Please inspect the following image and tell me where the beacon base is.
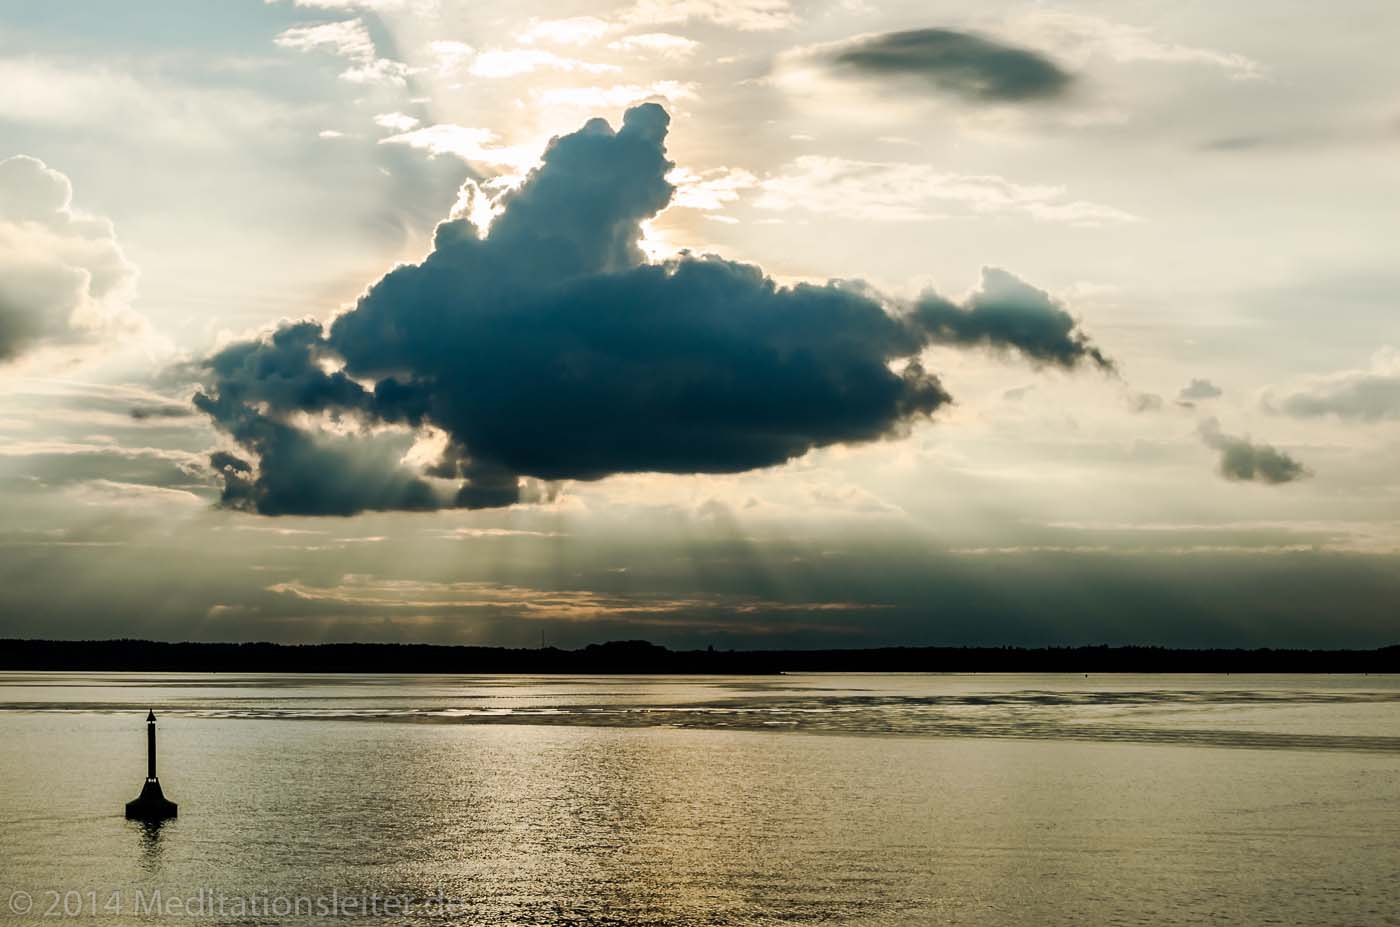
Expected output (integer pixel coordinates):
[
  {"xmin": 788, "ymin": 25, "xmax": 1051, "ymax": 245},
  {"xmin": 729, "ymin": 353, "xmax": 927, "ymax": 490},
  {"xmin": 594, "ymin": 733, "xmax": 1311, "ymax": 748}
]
[{"xmin": 125, "ymin": 778, "xmax": 178, "ymax": 821}]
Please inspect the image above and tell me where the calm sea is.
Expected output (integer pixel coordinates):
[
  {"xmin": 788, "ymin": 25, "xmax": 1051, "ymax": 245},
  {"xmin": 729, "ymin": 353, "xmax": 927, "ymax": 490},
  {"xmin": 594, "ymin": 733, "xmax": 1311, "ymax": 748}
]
[{"xmin": 1, "ymin": 672, "xmax": 1397, "ymax": 925}]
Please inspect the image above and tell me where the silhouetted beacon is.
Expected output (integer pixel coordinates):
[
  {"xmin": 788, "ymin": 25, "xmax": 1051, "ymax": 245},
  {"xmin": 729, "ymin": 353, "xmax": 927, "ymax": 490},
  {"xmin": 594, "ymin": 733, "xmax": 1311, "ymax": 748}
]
[{"xmin": 124, "ymin": 710, "xmax": 177, "ymax": 820}]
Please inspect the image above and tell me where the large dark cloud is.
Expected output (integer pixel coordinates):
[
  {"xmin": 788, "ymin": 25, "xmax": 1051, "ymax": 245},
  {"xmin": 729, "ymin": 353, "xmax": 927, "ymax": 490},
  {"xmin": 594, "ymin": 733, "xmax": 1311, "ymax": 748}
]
[
  {"xmin": 191, "ymin": 104, "xmax": 1110, "ymax": 516},
  {"xmin": 827, "ymin": 29, "xmax": 1073, "ymax": 104},
  {"xmin": 1198, "ymin": 418, "xmax": 1310, "ymax": 485}
]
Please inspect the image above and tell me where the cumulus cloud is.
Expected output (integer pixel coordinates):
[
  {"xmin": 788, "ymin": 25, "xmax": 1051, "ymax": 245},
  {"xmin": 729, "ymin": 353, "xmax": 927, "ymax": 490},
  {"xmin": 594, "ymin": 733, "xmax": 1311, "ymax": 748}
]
[
  {"xmin": 1179, "ymin": 377, "xmax": 1223, "ymax": 401},
  {"xmin": 1198, "ymin": 418, "xmax": 1309, "ymax": 485},
  {"xmin": 190, "ymin": 105, "xmax": 1111, "ymax": 516},
  {"xmin": 0, "ymin": 155, "xmax": 141, "ymax": 363},
  {"xmin": 1263, "ymin": 349, "xmax": 1400, "ymax": 422},
  {"xmin": 824, "ymin": 28, "xmax": 1073, "ymax": 104}
]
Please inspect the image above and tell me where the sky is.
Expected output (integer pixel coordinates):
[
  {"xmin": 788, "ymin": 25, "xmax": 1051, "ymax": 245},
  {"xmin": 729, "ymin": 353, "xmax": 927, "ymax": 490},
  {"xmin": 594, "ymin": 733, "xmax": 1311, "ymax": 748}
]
[{"xmin": 2, "ymin": 0, "xmax": 1398, "ymax": 649}]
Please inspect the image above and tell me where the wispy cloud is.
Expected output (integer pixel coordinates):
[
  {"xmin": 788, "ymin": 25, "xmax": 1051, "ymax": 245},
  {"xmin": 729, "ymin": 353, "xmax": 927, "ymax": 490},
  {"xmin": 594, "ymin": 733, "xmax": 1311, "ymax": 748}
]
[
  {"xmin": 532, "ymin": 81, "xmax": 698, "ymax": 109},
  {"xmin": 269, "ymin": 0, "xmax": 434, "ymax": 10},
  {"xmin": 755, "ymin": 156, "xmax": 1140, "ymax": 226},
  {"xmin": 469, "ymin": 48, "xmax": 620, "ymax": 78},
  {"xmin": 667, "ymin": 166, "xmax": 758, "ymax": 210},
  {"xmin": 273, "ymin": 18, "xmax": 412, "ymax": 86},
  {"xmin": 68, "ymin": 479, "xmax": 205, "ymax": 507},
  {"xmin": 424, "ymin": 527, "xmax": 570, "ymax": 539},
  {"xmin": 608, "ymin": 33, "xmax": 700, "ymax": 58},
  {"xmin": 516, "ymin": 16, "xmax": 612, "ymax": 46},
  {"xmin": 1011, "ymin": 10, "xmax": 1263, "ymax": 80},
  {"xmin": 620, "ymin": 0, "xmax": 795, "ymax": 32},
  {"xmin": 267, "ymin": 574, "xmax": 880, "ymax": 626},
  {"xmin": 379, "ymin": 124, "xmax": 541, "ymax": 171}
]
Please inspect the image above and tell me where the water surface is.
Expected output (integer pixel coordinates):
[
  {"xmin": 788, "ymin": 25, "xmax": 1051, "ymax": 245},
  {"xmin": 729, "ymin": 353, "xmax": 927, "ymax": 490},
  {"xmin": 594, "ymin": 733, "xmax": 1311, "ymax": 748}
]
[{"xmin": 1, "ymin": 673, "xmax": 1396, "ymax": 925}]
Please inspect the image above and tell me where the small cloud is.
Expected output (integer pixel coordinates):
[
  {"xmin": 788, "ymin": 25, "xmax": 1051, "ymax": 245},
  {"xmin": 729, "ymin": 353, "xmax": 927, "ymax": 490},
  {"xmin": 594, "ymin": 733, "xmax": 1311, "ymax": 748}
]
[
  {"xmin": 1178, "ymin": 377, "xmax": 1223, "ymax": 401},
  {"xmin": 373, "ymin": 112, "xmax": 420, "ymax": 132},
  {"xmin": 1128, "ymin": 391, "xmax": 1163, "ymax": 413},
  {"xmin": 1198, "ymin": 418, "xmax": 1310, "ymax": 485},
  {"xmin": 1262, "ymin": 349, "xmax": 1400, "ymax": 423},
  {"xmin": 822, "ymin": 28, "xmax": 1073, "ymax": 104},
  {"xmin": 129, "ymin": 403, "xmax": 195, "ymax": 421},
  {"xmin": 912, "ymin": 267, "xmax": 1114, "ymax": 371},
  {"xmin": 1200, "ymin": 122, "xmax": 1399, "ymax": 154}
]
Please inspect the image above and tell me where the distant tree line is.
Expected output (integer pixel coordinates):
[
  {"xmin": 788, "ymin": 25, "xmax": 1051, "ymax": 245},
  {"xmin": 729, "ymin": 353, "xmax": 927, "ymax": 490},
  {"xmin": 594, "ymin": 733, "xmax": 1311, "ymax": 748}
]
[{"xmin": 1, "ymin": 639, "xmax": 1396, "ymax": 674}]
